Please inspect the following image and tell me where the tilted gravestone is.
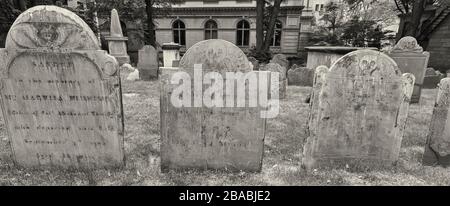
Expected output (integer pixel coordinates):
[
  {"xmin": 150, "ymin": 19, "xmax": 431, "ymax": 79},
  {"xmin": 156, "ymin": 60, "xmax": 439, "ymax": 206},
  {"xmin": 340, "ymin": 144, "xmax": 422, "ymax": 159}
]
[
  {"xmin": 0, "ymin": 6, "xmax": 124, "ymax": 169},
  {"xmin": 388, "ymin": 36, "xmax": 429, "ymax": 103},
  {"xmin": 160, "ymin": 39, "xmax": 272, "ymax": 172},
  {"xmin": 287, "ymin": 65, "xmax": 314, "ymax": 86},
  {"xmin": 303, "ymin": 50, "xmax": 415, "ymax": 170},
  {"xmin": 264, "ymin": 63, "xmax": 287, "ymax": 99},
  {"xmin": 137, "ymin": 45, "xmax": 158, "ymax": 80},
  {"xmin": 423, "ymin": 78, "xmax": 450, "ymax": 166}
]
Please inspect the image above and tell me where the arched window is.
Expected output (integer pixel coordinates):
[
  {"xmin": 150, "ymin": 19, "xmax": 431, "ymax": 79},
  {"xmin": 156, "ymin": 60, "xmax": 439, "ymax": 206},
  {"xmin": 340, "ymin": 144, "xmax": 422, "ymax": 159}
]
[
  {"xmin": 236, "ymin": 20, "xmax": 250, "ymax": 46},
  {"xmin": 271, "ymin": 20, "xmax": 282, "ymax": 46},
  {"xmin": 172, "ymin": 20, "xmax": 186, "ymax": 46},
  {"xmin": 204, "ymin": 20, "xmax": 218, "ymax": 40}
]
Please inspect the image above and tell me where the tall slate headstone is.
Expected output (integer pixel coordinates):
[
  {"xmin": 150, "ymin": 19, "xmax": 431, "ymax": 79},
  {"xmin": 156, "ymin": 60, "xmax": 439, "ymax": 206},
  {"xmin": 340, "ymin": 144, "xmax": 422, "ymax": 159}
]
[
  {"xmin": 0, "ymin": 6, "xmax": 124, "ymax": 169},
  {"xmin": 388, "ymin": 36, "xmax": 429, "ymax": 103},
  {"xmin": 303, "ymin": 50, "xmax": 415, "ymax": 170},
  {"xmin": 160, "ymin": 39, "xmax": 271, "ymax": 172},
  {"xmin": 137, "ymin": 45, "xmax": 158, "ymax": 80},
  {"xmin": 423, "ymin": 78, "xmax": 450, "ymax": 166}
]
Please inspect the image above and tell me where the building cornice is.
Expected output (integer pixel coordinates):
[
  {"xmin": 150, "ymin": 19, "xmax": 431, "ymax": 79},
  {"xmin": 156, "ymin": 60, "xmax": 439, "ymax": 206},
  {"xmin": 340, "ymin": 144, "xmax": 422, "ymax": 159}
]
[{"xmin": 156, "ymin": 6, "xmax": 303, "ymax": 15}]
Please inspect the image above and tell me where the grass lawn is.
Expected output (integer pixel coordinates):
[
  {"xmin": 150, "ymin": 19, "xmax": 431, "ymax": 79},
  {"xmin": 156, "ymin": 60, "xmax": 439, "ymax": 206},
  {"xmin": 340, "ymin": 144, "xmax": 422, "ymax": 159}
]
[{"xmin": 0, "ymin": 72, "xmax": 449, "ymax": 186}]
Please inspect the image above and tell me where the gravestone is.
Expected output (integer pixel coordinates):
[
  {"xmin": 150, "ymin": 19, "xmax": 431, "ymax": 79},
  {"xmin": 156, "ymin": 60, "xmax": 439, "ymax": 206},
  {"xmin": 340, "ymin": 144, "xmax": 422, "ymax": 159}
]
[
  {"xmin": 423, "ymin": 78, "xmax": 450, "ymax": 166},
  {"xmin": 105, "ymin": 9, "xmax": 130, "ymax": 65},
  {"xmin": 270, "ymin": 54, "xmax": 289, "ymax": 73},
  {"xmin": 162, "ymin": 42, "xmax": 181, "ymax": 67},
  {"xmin": 303, "ymin": 50, "xmax": 415, "ymax": 170},
  {"xmin": 0, "ymin": 6, "xmax": 124, "ymax": 169},
  {"xmin": 388, "ymin": 36, "xmax": 429, "ymax": 103},
  {"xmin": 264, "ymin": 63, "xmax": 287, "ymax": 99},
  {"xmin": 423, "ymin": 68, "xmax": 444, "ymax": 89},
  {"xmin": 160, "ymin": 39, "xmax": 272, "ymax": 172},
  {"xmin": 305, "ymin": 46, "xmax": 377, "ymax": 73},
  {"xmin": 137, "ymin": 45, "xmax": 158, "ymax": 80},
  {"xmin": 288, "ymin": 65, "xmax": 314, "ymax": 86},
  {"xmin": 248, "ymin": 56, "xmax": 259, "ymax": 70}
]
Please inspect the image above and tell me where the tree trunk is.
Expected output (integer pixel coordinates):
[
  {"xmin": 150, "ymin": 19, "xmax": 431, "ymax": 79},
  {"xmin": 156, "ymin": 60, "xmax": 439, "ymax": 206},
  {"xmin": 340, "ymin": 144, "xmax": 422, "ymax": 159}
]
[
  {"xmin": 256, "ymin": 0, "xmax": 264, "ymax": 55},
  {"xmin": 406, "ymin": 0, "xmax": 425, "ymax": 37},
  {"xmin": 145, "ymin": 0, "xmax": 156, "ymax": 48},
  {"xmin": 262, "ymin": 0, "xmax": 282, "ymax": 52}
]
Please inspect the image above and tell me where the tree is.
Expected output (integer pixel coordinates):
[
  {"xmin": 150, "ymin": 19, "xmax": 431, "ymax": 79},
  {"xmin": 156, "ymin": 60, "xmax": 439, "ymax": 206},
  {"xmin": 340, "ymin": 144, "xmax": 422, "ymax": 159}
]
[
  {"xmin": 341, "ymin": 16, "xmax": 382, "ymax": 47},
  {"xmin": 253, "ymin": 0, "xmax": 283, "ymax": 62},
  {"xmin": 406, "ymin": 0, "xmax": 426, "ymax": 37},
  {"xmin": 310, "ymin": 1, "xmax": 391, "ymax": 48},
  {"xmin": 255, "ymin": 0, "xmax": 264, "ymax": 56},
  {"xmin": 390, "ymin": 0, "xmax": 450, "ymax": 39},
  {"xmin": 262, "ymin": 0, "xmax": 283, "ymax": 52},
  {"xmin": 309, "ymin": 1, "xmax": 345, "ymax": 46}
]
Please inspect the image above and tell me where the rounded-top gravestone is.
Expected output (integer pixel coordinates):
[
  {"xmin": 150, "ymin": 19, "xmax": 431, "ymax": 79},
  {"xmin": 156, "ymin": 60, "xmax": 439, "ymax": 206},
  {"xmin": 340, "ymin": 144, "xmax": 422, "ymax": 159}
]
[
  {"xmin": 6, "ymin": 6, "xmax": 100, "ymax": 50},
  {"xmin": 160, "ymin": 39, "xmax": 269, "ymax": 172},
  {"xmin": 179, "ymin": 39, "xmax": 251, "ymax": 73},
  {"xmin": 0, "ymin": 6, "xmax": 124, "ymax": 170},
  {"xmin": 303, "ymin": 49, "xmax": 415, "ymax": 170}
]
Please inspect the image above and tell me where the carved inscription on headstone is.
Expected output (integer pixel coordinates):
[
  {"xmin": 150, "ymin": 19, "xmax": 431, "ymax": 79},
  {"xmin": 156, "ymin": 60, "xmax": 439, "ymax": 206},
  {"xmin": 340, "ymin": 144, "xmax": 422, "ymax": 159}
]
[
  {"xmin": 0, "ymin": 6, "xmax": 124, "ymax": 169},
  {"xmin": 160, "ymin": 39, "xmax": 270, "ymax": 172},
  {"xmin": 303, "ymin": 50, "xmax": 415, "ymax": 170}
]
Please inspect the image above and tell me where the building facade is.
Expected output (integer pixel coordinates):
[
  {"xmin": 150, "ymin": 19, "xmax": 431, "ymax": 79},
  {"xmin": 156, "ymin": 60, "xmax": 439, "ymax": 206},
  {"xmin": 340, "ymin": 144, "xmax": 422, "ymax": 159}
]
[
  {"xmin": 60, "ymin": 0, "xmax": 306, "ymax": 62},
  {"xmin": 154, "ymin": 0, "xmax": 304, "ymax": 57}
]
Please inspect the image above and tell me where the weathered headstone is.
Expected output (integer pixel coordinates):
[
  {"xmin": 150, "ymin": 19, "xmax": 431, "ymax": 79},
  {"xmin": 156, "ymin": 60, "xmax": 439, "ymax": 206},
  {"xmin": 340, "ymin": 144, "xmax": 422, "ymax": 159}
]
[
  {"xmin": 305, "ymin": 46, "xmax": 378, "ymax": 73},
  {"xmin": 270, "ymin": 54, "xmax": 289, "ymax": 73},
  {"xmin": 160, "ymin": 39, "xmax": 271, "ymax": 172},
  {"xmin": 388, "ymin": 36, "xmax": 429, "ymax": 103},
  {"xmin": 303, "ymin": 50, "xmax": 415, "ymax": 170},
  {"xmin": 423, "ymin": 78, "xmax": 450, "ymax": 166},
  {"xmin": 264, "ymin": 63, "xmax": 287, "ymax": 99},
  {"xmin": 423, "ymin": 68, "xmax": 444, "ymax": 89},
  {"xmin": 287, "ymin": 65, "xmax": 314, "ymax": 86},
  {"xmin": 270, "ymin": 54, "xmax": 288, "ymax": 68},
  {"xmin": 105, "ymin": 9, "xmax": 130, "ymax": 65},
  {"xmin": 137, "ymin": 45, "xmax": 158, "ymax": 80},
  {"xmin": 0, "ymin": 6, "xmax": 124, "ymax": 169}
]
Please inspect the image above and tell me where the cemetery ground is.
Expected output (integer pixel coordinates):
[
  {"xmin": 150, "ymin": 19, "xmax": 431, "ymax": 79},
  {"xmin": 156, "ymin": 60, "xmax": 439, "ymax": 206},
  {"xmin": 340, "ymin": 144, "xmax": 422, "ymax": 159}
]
[{"xmin": 0, "ymin": 70, "xmax": 449, "ymax": 186}]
